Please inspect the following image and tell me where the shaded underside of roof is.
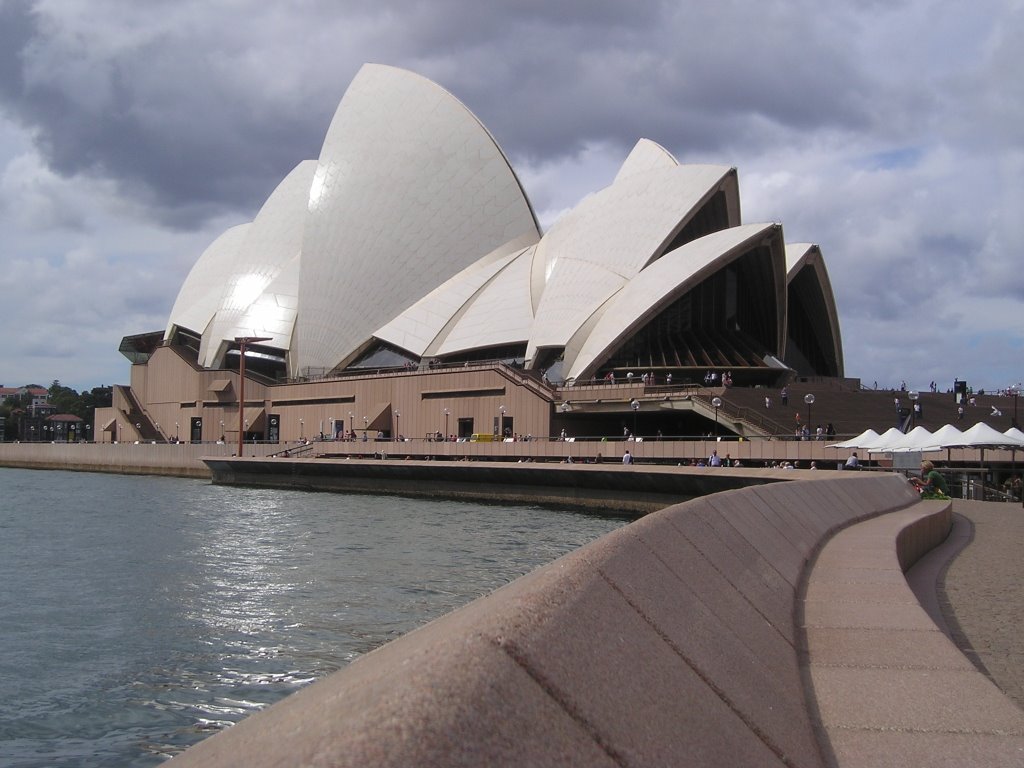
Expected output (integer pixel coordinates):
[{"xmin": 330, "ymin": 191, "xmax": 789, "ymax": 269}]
[
  {"xmin": 784, "ymin": 244, "xmax": 844, "ymax": 378},
  {"xmin": 566, "ymin": 223, "xmax": 787, "ymax": 382}
]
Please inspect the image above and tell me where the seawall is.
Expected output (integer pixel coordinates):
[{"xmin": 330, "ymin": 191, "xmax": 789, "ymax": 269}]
[
  {"xmin": 0, "ymin": 442, "xmax": 278, "ymax": 478},
  {"xmin": 203, "ymin": 456, "xmax": 800, "ymax": 513}
]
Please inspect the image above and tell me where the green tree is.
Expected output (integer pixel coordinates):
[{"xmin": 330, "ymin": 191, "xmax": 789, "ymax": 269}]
[{"xmin": 49, "ymin": 380, "xmax": 84, "ymax": 418}]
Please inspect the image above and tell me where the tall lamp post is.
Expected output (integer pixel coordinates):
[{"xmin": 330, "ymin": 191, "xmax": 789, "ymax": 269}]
[
  {"xmin": 175, "ymin": 421, "xmax": 179, "ymax": 442},
  {"xmin": 804, "ymin": 393, "xmax": 815, "ymax": 432},
  {"xmin": 1011, "ymin": 385, "xmax": 1020, "ymax": 429},
  {"xmin": 300, "ymin": 419, "xmax": 305, "ymax": 440},
  {"xmin": 394, "ymin": 410, "xmax": 400, "ymax": 441},
  {"xmin": 443, "ymin": 408, "xmax": 450, "ymax": 439},
  {"xmin": 630, "ymin": 398, "xmax": 640, "ymax": 437},
  {"xmin": 711, "ymin": 396, "xmax": 722, "ymax": 436},
  {"xmin": 908, "ymin": 390, "xmax": 919, "ymax": 428},
  {"xmin": 234, "ymin": 335, "xmax": 271, "ymax": 457}
]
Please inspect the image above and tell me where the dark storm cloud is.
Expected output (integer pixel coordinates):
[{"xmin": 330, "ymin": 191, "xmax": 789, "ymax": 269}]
[
  {"xmin": 0, "ymin": 0, "xmax": 883, "ymax": 230},
  {"xmin": 412, "ymin": 0, "xmax": 877, "ymax": 163},
  {"xmin": 0, "ymin": 0, "xmax": 340, "ymax": 227}
]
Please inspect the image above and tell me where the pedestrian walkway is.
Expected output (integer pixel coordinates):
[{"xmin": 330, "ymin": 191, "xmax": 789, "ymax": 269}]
[
  {"xmin": 806, "ymin": 498, "xmax": 1024, "ymax": 766},
  {"xmin": 936, "ymin": 500, "xmax": 1024, "ymax": 710}
]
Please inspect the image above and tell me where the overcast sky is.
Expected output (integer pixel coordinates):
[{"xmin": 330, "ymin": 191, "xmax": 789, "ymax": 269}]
[{"xmin": 1, "ymin": 0, "xmax": 1021, "ymax": 395}]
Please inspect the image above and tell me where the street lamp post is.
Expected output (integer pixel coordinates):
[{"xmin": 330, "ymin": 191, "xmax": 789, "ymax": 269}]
[
  {"xmin": 348, "ymin": 411, "xmax": 354, "ymax": 440},
  {"xmin": 234, "ymin": 335, "xmax": 271, "ymax": 457},
  {"xmin": 498, "ymin": 405, "xmax": 506, "ymax": 438},
  {"xmin": 630, "ymin": 398, "xmax": 640, "ymax": 437},
  {"xmin": 804, "ymin": 393, "xmax": 815, "ymax": 432},
  {"xmin": 394, "ymin": 410, "xmax": 401, "ymax": 440},
  {"xmin": 300, "ymin": 419, "xmax": 305, "ymax": 440},
  {"xmin": 908, "ymin": 390, "xmax": 919, "ymax": 428},
  {"xmin": 443, "ymin": 408, "xmax": 450, "ymax": 439},
  {"xmin": 1011, "ymin": 385, "xmax": 1020, "ymax": 429},
  {"xmin": 711, "ymin": 396, "xmax": 722, "ymax": 436},
  {"xmin": 175, "ymin": 421, "xmax": 179, "ymax": 442}
]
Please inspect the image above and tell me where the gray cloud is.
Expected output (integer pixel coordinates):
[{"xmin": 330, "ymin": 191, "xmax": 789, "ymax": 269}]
[{"xmin": 0, "ymin": 0, "xmax": 1021, "ymax": 392}]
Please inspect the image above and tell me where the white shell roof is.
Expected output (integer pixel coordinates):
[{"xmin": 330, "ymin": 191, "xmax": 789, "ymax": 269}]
[
  {"xmin": 526, "ymin": 163, "xmax": 736, "ymax": 362},
  {"xmin": 165, "ymin": 222, "xmax": 250, "ymax": 340},
  {"xmin": 372, "ymin": 236, "xmax": 534, "ymax": 357},
  {"xmin": 566, "ymin": 223, "xmax": 785, "ymax": 381},
  {"xmin": 199, "ymin": 160, "xmax": 316, "ymax": 368},
  {"xmin": 613, "ymin": 138, "xmax": 679, "ymax": 183},
  {"xmin": 294, "ymin": 63, "xmax": 540, "ymax": 374},
  {"xmin": 435, "ymin": 244, "xmax": 537, "ymax": 355},
  {"xmin": 164, "ymin": 65, "xmax": 842, "ymax": 384}
]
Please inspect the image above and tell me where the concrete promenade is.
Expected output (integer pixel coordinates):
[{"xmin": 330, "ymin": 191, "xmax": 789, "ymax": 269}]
[
  {"xmin": 804, "ymin": 500, "xmax": 1024, "ymax": 766},
  {"xmin": 939, "ymin": 500, "xmax": 1024, "ymax": 710}
]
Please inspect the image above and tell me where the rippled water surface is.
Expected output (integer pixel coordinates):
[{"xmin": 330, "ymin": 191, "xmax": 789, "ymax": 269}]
[{"xmin": 0, "ymin": 468, "xmax": 628, "ymax": 767}]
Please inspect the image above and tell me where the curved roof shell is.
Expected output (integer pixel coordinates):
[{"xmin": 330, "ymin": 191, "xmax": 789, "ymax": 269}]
[
  {"xmin": 433, "ymin": 244, "xmax": 538, "ymax": 356},
  {"xmin": 372, "ymin": 236, "xmax": 536, "ymax": 357},
  {"xmin": 294, "ymin": 64, "xmax": 541, "ymax": 375},
  {"xmin": 165, "ymin": 222, "xmax": 250, "ymax": 342},
  {"xmin": 566, "ymin": 223, "xmax": 787, "ymax": 382},
  {"xmin": 613, "ymin": 139, "xmax": 680, "ymax": 183},
  {"xmin": 784, "ymin": 243, "xmax": 844, "ymax": 378},
  {"xmin": 198, "ymin": 160, "xmax": 316, "ymax": 368},
  {"xmin": 525, "ymin": 163, "xmax": 739, "ymax": 364}
]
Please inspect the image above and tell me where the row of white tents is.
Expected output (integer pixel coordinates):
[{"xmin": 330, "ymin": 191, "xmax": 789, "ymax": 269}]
[{"xmin": 830, "ymin": 422, "xmax": 1024, "ymax": 453}]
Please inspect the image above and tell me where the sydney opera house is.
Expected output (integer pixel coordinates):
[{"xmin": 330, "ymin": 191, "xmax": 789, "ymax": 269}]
[{"xmin": 101, "ymin": 64, "xmax": 843, "ymax": 446}]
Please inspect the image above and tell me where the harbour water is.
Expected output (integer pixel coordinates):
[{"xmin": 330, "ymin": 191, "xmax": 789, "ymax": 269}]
[{"xmin": 0, "ymin": 468, "xmax": 628, "ymax": 767}]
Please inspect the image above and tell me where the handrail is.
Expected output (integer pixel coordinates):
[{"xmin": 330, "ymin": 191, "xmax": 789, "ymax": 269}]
[{"xmin": 690, "ymin": 393, "xmax": 784, "ymax": 438}]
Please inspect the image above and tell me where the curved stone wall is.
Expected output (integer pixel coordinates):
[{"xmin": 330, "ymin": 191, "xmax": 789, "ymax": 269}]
[{"xmin": 168, "ymin": 474, "xmax": 937, "ymax": 766}]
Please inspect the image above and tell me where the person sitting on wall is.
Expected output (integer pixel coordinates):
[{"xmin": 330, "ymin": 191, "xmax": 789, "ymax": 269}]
[
  {"xmin": 844, "ymin": 452, "xmax": 860, "ymax": 470},
  {"xmin": 910, "ymin": 460, "xmax": 950, "ymax": 499}
]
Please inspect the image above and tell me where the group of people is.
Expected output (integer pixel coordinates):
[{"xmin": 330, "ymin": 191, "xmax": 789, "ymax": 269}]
[
  {"xmin": 600, "ymin": 370, "xmax": 674, "ymax": 386},
  {"xmin": 622, "ymin": 449, "xmax": 745, "ymax": 467},
  {"xmin": 704, "ymin": 370, "xmax": 733, "ymax": 387}
]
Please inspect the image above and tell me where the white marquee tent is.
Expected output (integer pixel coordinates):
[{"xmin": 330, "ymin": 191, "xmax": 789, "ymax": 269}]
[
  {"xmin": 828, "ymin": 428, "xmax": 880, "ymax": 449},
  {"xmin": 829, "ymin": 422, "xmax": 1024, "ymax": 453}
]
